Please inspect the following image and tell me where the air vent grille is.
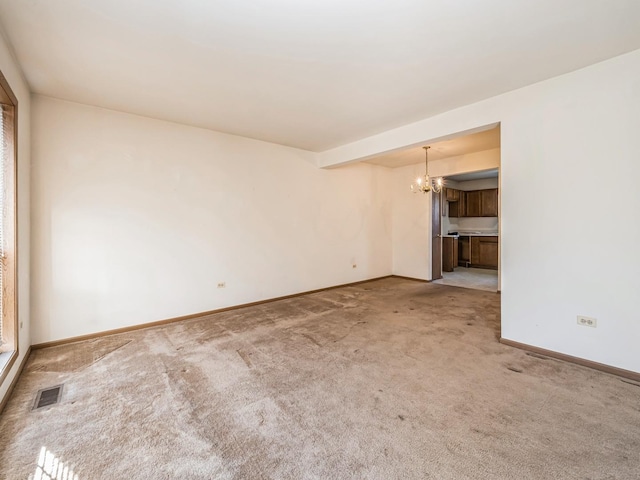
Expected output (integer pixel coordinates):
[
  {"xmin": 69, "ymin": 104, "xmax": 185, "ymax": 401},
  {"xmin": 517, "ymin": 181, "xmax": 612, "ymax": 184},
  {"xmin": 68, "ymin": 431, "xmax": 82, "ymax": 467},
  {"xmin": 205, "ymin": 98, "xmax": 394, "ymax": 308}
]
[{"xmin": 33, "ymin": 385, "xmax": 63, "ymax": 410}]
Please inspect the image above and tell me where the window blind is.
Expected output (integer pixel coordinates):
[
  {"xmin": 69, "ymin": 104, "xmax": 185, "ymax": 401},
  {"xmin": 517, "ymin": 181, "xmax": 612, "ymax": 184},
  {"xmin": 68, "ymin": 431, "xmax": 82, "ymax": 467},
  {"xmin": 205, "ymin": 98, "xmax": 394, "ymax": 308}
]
[{"xmin": 0, "ymin": 105, "xmax": 4, "ymax": 345}]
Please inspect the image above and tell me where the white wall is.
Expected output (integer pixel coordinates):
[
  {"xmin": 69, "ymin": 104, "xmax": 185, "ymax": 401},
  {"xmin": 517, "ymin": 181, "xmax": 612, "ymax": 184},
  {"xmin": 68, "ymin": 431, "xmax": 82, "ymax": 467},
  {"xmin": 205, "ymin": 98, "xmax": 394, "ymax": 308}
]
[
  {"xmin": 31, "ymin": 96, "xmax": 392, "ymax": 344},
  {"xmin": 454, "ymin": 177, "xmax": 499, "ymax": 191},
  {"xmin": 391, "ymin": 164, "xmax": 431, "ymax": 280},
  {"xmin": 326, "ymin": 49, "xmax": 640, "ymax": 374},
  {"xmin": 0, "ymin": 32, "xmax": 30, "ymax": 402},
  {"xmin": 430, "ymin": 148, "xmax": 500, "ymax": 178}
]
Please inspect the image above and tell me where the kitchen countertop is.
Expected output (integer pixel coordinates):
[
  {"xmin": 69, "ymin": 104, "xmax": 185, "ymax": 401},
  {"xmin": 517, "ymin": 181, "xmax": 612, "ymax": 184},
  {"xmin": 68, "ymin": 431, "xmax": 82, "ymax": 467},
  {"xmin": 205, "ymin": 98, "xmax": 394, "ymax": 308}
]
[{"xmin": 443, "ymin": 233, "xmax": 499, "ymax": 238}]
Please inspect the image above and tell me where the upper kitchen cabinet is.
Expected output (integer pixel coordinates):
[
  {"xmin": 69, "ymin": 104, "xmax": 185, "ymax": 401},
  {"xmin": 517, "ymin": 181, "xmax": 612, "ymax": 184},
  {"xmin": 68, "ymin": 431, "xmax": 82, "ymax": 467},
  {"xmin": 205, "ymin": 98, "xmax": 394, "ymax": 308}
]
[
  {"xmin": 447, "ymin": 188, "xmax": 498, "ymax": 217},
  {"xmin": 465, "ymin": 191, "xmax": 481, "ymax": 217},
  {"xmin": 449, "ymin": 190, "xmax": 466, "ymax": 217},
  {"xmin": 480, "ymin": 189, "xmax": 498, "ymax": 217},
  {"xmin": 444, "ymin": 187, "xmax": 460, "ymax": 202}
]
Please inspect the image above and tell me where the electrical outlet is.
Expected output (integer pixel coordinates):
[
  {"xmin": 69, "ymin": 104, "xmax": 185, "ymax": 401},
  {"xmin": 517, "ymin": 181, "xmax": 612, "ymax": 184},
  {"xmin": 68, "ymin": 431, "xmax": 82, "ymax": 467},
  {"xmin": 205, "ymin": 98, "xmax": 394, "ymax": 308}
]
[
  {"xmin": 217, "ymin": 282, "xmax": 226, "ymax": 288},
  {"xmin": 577, "ymin": 315, "xmax": 597, "ymax": 328}
]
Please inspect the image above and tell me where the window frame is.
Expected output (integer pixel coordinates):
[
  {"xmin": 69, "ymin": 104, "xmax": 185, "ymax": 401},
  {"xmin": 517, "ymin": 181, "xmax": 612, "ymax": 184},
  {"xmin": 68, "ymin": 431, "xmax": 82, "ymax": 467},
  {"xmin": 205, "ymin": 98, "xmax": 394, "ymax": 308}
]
[{"xmin": 0, "ymin": 69, "xmax": 18, "ymax": 385}]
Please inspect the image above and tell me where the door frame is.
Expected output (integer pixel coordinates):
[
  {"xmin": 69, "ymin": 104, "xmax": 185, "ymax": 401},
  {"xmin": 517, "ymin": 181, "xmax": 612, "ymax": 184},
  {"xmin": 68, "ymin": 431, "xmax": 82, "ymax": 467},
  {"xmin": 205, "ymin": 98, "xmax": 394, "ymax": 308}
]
[{"xmin": 431, "ymin": 189, "xmax": 442, "ymax": 280}]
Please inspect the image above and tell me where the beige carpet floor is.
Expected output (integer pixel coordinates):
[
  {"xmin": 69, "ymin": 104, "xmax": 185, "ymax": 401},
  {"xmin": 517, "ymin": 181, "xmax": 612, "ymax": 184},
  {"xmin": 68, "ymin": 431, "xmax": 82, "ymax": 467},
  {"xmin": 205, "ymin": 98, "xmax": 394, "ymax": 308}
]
[{"xmin": 1, "ymin": 277, "xmax": 639, "ymax": 479}]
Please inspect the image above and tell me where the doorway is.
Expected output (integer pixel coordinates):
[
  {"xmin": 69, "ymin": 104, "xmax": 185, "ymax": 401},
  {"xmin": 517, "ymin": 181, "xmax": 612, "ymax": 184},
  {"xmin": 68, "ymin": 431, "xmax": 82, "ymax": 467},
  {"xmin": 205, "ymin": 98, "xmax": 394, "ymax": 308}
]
[{"xmin": 433, "ymin": 168, "xmax": 500, "ymax": 292}]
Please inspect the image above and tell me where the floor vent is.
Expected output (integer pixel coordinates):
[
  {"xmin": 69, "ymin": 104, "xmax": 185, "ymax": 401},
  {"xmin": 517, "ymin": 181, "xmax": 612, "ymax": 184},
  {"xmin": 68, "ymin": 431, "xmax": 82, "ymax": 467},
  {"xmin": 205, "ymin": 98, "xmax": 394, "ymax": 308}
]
[{"xmin": 32, "ymin": 385, "xmax": 63, "ymax": 410}]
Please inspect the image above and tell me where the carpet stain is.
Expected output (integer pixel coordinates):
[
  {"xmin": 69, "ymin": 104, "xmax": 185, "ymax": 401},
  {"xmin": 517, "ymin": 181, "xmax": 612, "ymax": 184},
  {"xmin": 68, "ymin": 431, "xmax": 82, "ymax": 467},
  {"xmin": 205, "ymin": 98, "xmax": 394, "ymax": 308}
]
[
  {"xmin": 236, "ymin": 349, "xmax": 253, "ymax": 368},
  {"xmin": 301, "ymin": 333, "xmax": 322, "ymax": 348}
]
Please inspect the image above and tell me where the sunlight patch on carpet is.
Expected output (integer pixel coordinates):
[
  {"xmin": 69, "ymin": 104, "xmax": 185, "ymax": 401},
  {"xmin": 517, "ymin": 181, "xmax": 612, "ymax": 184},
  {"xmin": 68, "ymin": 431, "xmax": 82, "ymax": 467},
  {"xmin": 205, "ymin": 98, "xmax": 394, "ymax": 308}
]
[{"xmin": 31, "ymin": 446, "xmax": 79, "ymax": 480}]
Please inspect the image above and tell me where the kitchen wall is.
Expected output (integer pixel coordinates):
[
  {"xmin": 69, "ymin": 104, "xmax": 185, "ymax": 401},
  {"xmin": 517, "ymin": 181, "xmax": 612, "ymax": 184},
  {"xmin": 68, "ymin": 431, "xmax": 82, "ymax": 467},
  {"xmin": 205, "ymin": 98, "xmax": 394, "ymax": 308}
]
[
  {"xmin": 454, "ymin": 217, "xmax": 498, "ymax": 234},
  {"xmin": 0, "ymin": 31, "xmax": 31, "ymax": 403},
  {"xmin": 322, "ymin": 49, "xmax": 640, "ymax": 374},
  {"xmin": 31, "ymin": 96, "xmax": 392, "ymax": 344}
]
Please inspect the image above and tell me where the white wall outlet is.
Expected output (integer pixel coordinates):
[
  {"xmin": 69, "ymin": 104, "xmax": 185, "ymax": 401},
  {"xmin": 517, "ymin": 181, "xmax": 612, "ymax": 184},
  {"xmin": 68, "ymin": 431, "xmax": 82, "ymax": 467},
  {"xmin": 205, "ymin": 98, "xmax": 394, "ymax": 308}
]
[
  {"xmin": 577, "ymin": 315, "xmax": 597, "ymax": 328},
  {"xmin": 217, "ymin": 282, "xmax": 226, "ymax": 288}
]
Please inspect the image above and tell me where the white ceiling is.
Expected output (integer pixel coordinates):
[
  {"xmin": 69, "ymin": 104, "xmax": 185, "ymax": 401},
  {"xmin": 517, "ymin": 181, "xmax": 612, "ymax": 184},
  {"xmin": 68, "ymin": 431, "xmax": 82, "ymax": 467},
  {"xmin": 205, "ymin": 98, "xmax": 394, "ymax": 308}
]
[
  {"xmin": 446, "ymin": 169, "xmax": 499, "ymax": 182},
  {"xmin": 365, "ymin": 127, "xmax": 500, "ymax": 168},
  {"xmin": 1, "ymin": 1, "xmax": 639, "ymax": 151}
]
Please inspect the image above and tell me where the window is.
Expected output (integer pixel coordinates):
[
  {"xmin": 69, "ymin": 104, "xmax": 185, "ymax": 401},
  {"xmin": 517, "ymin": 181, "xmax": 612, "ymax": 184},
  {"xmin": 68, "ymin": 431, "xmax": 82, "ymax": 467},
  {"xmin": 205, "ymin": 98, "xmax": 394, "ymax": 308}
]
[{"xmin": 0, "ymin": 70, "xmax": 18, "ymax": 384}]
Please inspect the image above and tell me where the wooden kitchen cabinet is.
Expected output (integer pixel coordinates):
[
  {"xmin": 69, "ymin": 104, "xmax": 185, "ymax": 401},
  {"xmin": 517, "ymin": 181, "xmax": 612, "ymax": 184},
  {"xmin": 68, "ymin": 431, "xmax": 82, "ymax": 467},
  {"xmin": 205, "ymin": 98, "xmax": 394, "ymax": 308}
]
[
  {"xmin": 470, "ymin": 236, "xmax": 498, "ymax": 269},
  {"xmin": 451, "ymin": 188, "xmax": 498, "ymax": 217},
  {"xmin": 465, "ymin": 191, "xmax": 481, "ymax": 217},
  {"xmin": 449, "ymin": 191, "xmax": 466, "ymax": 217},
  {"xmin": 445, "ymin": 187, "xmax": 460, "ymax": 202},
  {"xmin": 448, "ymin": 188, "xmax": 498, "ymax": 217},
  {"xmin": 480, "ymin": 188, "xmax": 498, "ymax": 217},
  {"xmin": 442, "ymin": 237, "xmax": 459, "ymax": 272},
  {"xmin": 458, "ymin": 236, "xmax": 470, "ymax": 266}
]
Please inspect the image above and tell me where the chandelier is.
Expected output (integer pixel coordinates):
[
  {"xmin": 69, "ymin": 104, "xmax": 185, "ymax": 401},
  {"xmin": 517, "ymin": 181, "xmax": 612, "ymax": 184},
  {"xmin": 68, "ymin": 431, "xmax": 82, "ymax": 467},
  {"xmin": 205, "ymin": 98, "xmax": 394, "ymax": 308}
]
[{"xmin": 410, "ymin": 146, "xmax": 442, "ymax": 194}]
